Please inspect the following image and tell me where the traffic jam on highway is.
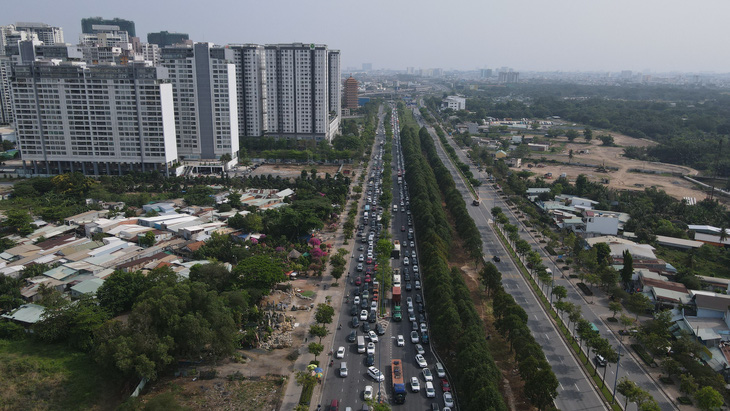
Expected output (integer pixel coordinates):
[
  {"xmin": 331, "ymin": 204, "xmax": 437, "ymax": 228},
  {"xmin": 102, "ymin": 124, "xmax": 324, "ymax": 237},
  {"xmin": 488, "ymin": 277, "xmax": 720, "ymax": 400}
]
[{"xmin": 322, "ymin": 108, "xmax": 454, "ymax": 411}]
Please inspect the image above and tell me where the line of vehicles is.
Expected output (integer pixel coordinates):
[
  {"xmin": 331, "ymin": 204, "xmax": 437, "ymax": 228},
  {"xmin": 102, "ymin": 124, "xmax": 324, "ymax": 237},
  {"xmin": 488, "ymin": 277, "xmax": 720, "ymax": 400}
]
[{"xmin": 326, "ymin": 106, "xmax": 454, "ymax": 411}]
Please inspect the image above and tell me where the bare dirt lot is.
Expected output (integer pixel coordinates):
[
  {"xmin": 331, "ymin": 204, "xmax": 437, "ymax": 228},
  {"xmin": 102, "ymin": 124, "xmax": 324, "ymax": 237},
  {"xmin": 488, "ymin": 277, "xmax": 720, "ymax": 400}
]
[
  {"xmin": 518, "ymin": 132, "xmax": 707, "ymax": 201},
  {"xmin": 250, "ymin": 164, "xmax": 353, "ymax": 179}
]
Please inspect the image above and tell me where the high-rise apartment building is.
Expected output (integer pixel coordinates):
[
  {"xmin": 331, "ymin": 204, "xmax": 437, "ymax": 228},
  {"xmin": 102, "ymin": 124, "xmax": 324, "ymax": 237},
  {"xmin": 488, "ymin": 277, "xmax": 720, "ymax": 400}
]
[
  {"xmin": 0, "ymin": 58, "xmax": 12, "ymax": 124},
  {"xmin": 263, "ymin": 43, "xmax": 340, "ymax": 141},
  {"xmin": 148, "ymin": 31, "xmax": 190, "ymax": 47},
  {"xmin": 81, "ymin": 17, "xmax": 135, "ymax": 37},
  {"xmin": 160, "ymin": 43, "xmax": 239, "ymax": 161},
  {"xmin": 228, "ymin": 44, "xmax": 267, "ymax": 138},
  {"xmin": 11, "ymin": 61, "xmax": 177, "ymax": 176},
  {"xmin": 498, "ymin": 71, "xmax": 519, "ymax": 83},
  {"xmin": 328, "ymin": 50, "xmax": 341, "ymax": 133},
  {"xmin": 139, "ymin": 43, "xmax": 160, "ymax": 65},
  {"xmin": 344, "ymin": 76, "xmax": 358, "ymax": 109}
]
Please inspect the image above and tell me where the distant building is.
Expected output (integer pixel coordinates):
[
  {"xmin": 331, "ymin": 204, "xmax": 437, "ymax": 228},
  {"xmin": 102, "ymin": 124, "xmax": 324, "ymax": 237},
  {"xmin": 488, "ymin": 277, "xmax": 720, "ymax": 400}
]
[
  {"xmin": 344, "ymin": 76, "xmax": 359, "ymax": 109},
  {"xmin": 441, "ymin": 96, "xmax": 466, "ymax": 111},
  {"xmin": 1, "ymin": 22, "xmax": 64, "ymax": 55},
  {"xmin": 362, "ymin": 63, "xmax": 372, "ymax": 71},
  {"xmin": 480, "ymin": 68, "xmax": 493, "ymax": 78},
  {"xmin": 81, "ymin": 17, "xmax": 135, "ymax": 37},
  {"xmin": 498, "ymin": 71, "xmax": 520, "ymax": 83},
  {"xmin": 147, "ymin": 31, "xmax": 190, "ymax": 47}
]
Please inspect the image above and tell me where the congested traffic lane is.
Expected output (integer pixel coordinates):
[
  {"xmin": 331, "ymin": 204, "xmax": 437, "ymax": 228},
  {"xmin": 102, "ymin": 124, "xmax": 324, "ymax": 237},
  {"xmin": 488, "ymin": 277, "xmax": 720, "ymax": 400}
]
[{"xmin": 319, "ymin": 107, "xmax": 450, "ymax": 410}]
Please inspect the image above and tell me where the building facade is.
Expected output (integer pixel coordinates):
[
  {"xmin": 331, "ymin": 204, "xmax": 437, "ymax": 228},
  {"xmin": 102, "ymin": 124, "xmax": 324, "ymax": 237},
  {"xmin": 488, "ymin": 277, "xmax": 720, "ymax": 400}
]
[
  {"xmin": 228, "ymin": 44, "xmax": 268, "ymax": 138},
  {"xmin": 81, "ymin": 17, "xmax": 135, "ymax": 37},
  {"xmin": 147, "ymin": 31, "xmax": 190, "ymax": 47},
  {"xmin": 263, "ymin": 43, "xmax": 340, "ymax": 141},
  {"xmin": 11, "ymin": 61, "xmax": 178, "ymax": 175},
  {"xmin": 344, "ymin": 76, "xmax": 358, "ymax": 109},
  {"xmin": 161, "ymin": 43, "xmax": 239, "ymax": 161}
]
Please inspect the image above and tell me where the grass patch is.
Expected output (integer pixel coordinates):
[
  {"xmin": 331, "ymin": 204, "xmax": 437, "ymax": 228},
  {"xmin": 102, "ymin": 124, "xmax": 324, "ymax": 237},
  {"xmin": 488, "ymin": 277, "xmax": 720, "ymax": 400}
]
[
  {"xmin": 0, "ymin": 338, "xmax": 125, "ymax": 410},
  {"xmin": 300, "ymin": 290, "xmax": 316, "ymax": 298},
  {"xmin": 606, "ymin": 317, "xmax": 618, "ymax": 323},
  {"xmin": 298, "ymin": 379, "xmax": 316, "ymax": 406}
]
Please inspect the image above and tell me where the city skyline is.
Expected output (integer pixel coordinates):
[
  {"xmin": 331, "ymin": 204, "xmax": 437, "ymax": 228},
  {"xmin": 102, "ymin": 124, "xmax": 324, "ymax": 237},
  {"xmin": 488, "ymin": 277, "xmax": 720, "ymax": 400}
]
[{"xmin": 3, "ymin": 0, "xmax": 730, "ymax": 73}]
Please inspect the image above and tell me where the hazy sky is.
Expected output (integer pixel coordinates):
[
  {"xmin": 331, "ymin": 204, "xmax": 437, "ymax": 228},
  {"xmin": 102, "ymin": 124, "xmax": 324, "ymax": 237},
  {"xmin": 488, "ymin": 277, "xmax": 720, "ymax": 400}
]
[{"xmin": 5, "ymin": 0, "xmax": 730, "ymax": 73}]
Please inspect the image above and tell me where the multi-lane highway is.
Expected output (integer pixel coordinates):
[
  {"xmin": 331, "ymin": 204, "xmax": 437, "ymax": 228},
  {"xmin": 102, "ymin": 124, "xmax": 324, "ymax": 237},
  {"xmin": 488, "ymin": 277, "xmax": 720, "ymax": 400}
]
[
  {"xmin": 318, "ymin": 107, "xmax": 453, "ymax": 410},
  {"xmin": 413, "ymin": 105, "xmax": 676, "ymax": 411},
  {"xmin": 412, "ymin": 108, "xmax": 610, "ymax": 411}
]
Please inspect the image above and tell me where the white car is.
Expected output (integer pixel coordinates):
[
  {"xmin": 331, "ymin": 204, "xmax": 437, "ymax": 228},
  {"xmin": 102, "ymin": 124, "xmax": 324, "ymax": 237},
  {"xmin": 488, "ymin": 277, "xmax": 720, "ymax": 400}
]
[
  {"xmin": 358, "ymin": 254, "xmax": 364, "ymax": 262},
  {"xmin": 444, "ymin": 392, "xmax": 454, "ymax": 407},
  {"xmin": 397, "ymin": 335, "xmax": 405, "ymax": 347},
  {"xmin": 422, "ymin": 368, "xmax": 433, "ymax": 382},
  {"xmin": 410, "ymin": 377, "xmax": 420, "ymax": 392},
  {"xmin": 360, "ymin": 310, "xmax": 368, "ymax": 321},
  {"xmin": 415, "ymin": 354, "xmax": 428, "ymax": 368},
  {"xmin": 415, "ymin": 344, "xmax": 425, "ymax": 355},
  {"xmin": 435, "ymin": 362, "xmax": 446, "ymax": 378},
  {"xmin": 367, "ymin": 341, "xmax": 375, "ymax": 355},
  {"xmin": 367, "ymin": 366, "xmax": 385, "ymax": 382},
  {"xmin": 420, "ymin": 323, "xmax": 428, "ymax": 333},
  {"xmin": 403, "ymin": 257, "xmax": 410, "ymax": 265},
  {"xmin": 410, "ymin": 331, "xmax": 420, "ymax": 343},
  {"xmin": 413, "ymin": 265, "xmax": 419, "ymax": 273},
  {"xmin": 336, "ymin": 346, "xmax": 345, "ymax": 359},
  {"xmin": 354, "ymin": 296, "xmax": 361, "ymax": 305},
  {"xmin": 364, "ymin": 385, "xmax": 373, "ymax": 400},
  {"xmin": 425, "ymin": 381, "xmax": 436, "ymax": 398},
  {"xmin": 368, "ymin": 330, "xmax": 379, "ymax": 343}
]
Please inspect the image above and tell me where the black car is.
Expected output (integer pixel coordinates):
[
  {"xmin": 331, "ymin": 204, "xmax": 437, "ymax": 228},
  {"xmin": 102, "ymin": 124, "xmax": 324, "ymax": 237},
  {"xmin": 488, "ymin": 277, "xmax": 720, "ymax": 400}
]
[
  {"xmin": 376, "ymin": 323, "xmax": 386, "ymax": 335},
  {"xmin": 405, "ymin": 282, "xmax": 412, "ymax": 291},
  {"xmin": 418, "ymin": 303, "xmax": 424, "ymax": 313},
  {"xmin": 366, "ymin": 353, "xmax": 375, "ymax": 366},
  {"xmin": 351, "ymin": 316, "xmax": 359, "ymax": 328},
  {"xmin": 347, "ymin": 330, "xmax": 357, "ymax": 343},
  {"xmin": 350, "ymin": 305, "xmax": 358, "ymax": 316},
  {"xmin": 362, "ymin": 322, "xmax": 370, "ymax": 333},
  {"xmin": 415, "ymin": 294, "xmax": 422, "ymax": 304},
  {"xmin": 353, "ymin": 287, "xmax": 361, "ymax": 296},
  {"xmin": 407, "ymin": 233, "xmax": 413, "ymax": 240},
  {"xmin": 361, "ymin": 299, "xmax": 369, "ymax": 309},
  {"xmin": 404, "ymin": 272, "xmax": 410, "ymax": 282},
  {"xmin": 368, "ymin": 311, "xmax": 377, "ymax": 323},
  {"xmin": 493, "ymin": 255, "xmax": 501, "ymax": 262}
]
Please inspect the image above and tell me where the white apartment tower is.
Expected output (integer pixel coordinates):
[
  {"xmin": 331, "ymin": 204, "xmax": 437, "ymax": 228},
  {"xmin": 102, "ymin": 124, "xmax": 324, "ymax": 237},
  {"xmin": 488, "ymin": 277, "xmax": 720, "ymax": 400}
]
[
  {"xmin": 328, "ymin": 50, "xmax": 341, "ymax": 134},
  {"xmin": 228, "ymin": 44, "xmax": 267, "ymax": 137},
  {"xmin": 161, "ymin": 43, "xmax": 239, "ymax": 161},
  {"xmin": 11, "ymin": 61, "xmax": 178, "ymax": 176},
  {"xmin": 264, "ymin": 43, "xmax": 340, "ymax": 141}
]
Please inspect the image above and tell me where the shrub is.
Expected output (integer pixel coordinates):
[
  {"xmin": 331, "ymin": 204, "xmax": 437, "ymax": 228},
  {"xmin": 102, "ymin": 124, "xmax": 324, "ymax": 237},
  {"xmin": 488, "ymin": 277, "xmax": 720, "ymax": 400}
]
[
  {"xmin": 659, "ymin": 376, "xmax": 673, "ymax": 384},
  {"xmin": 632, "ymin": 344, "xmax": 654, "ymax": 366},
  {"xmin": 607, "ymin": 317, "xmax": 618, "ymax": 323},
  {"xmin": 298, "ymin": 379, "xmax": 316, "ymax": 406},
  {"xmin": 677, "ymin": 397, "xmax": 693, "ymax": 405},
  {"xmin": 545, "ymin": 246, "xmax": 557, "ymax": 255},
  {"xmin": 287, "ymin": 350, "xmax": 300, "ymax": 362}
]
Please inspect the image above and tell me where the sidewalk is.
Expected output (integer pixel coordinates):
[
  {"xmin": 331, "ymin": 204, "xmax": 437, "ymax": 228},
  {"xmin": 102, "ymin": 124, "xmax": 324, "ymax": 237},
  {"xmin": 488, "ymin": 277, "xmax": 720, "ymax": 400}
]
[{"xmin": 279, "ymin": 148, "xmax": 377, "ymax": 410}]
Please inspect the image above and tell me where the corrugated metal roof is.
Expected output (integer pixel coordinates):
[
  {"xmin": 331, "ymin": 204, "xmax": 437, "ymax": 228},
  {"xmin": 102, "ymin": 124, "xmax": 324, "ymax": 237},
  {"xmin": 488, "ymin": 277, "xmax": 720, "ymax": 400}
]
[{"xmin": 1, "ymin": 303, "xmax": 46, "ymax": 324}]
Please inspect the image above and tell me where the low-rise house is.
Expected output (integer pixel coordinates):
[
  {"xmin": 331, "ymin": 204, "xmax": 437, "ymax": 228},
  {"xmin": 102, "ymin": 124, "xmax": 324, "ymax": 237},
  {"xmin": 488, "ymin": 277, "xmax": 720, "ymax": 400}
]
[
  {"xmin": 70, "ymin": 278, "xmax": 105, "ymax": 298},
  {"xmin": 528, "ymin": 143, "xmax": 550, "ymax": 152},
  {"xmin": 1, "ymin": 303, "xmax": 46, "ymax": 329},
  {"xmin": 506, "ymin": 158, "xmax": 522, "ymax": 168},
  {"xmin": 64, "ymin": 210, "xmax": 110, "ymax": 226}
]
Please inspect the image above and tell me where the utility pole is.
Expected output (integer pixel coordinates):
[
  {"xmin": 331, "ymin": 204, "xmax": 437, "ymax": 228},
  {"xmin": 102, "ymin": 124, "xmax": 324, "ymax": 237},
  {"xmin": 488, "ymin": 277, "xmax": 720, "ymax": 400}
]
[{"xmin": 612, "ymin": 344, "xmax": 622, "ymax": 404}]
